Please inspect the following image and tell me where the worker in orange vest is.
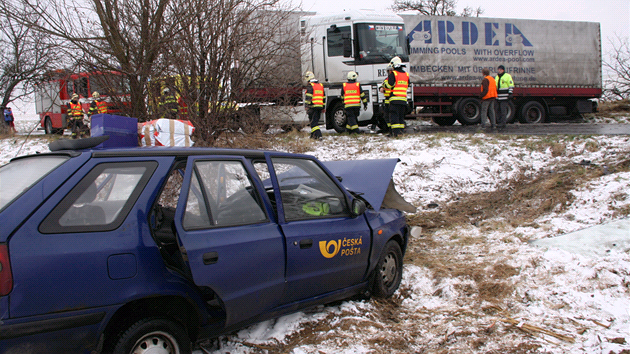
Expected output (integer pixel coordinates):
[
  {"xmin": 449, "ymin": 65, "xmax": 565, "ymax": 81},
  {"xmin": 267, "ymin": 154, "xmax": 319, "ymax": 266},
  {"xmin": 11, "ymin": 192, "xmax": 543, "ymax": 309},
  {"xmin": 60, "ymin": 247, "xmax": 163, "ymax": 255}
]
[
  {"xmin": 67, "ymin": 93, "xmax": 87, "ymax": 139},
  {"xmin": 304, "ymin": 71, "xmax": 325, "ymax": 139},
  {"xmin": 383, "ymin": 57, "xmax": 409, "ymax": 137},
  {"xmin": 479, "ymin": 68, "xmax": 498, "ymax": 129},
  {"xmin": 88, "ymin": 91, "xmax": 108, "ymax": 117},
  {"xmin": 341, "ymin": 71, "xmax": 367, "ymax": 134}
]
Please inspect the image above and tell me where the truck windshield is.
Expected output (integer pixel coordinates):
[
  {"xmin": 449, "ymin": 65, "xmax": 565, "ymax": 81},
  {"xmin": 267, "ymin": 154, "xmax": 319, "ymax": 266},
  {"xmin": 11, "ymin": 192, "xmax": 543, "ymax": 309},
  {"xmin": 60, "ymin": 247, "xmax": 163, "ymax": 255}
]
[
  {"xmin": 0, "ymin": 155, "xmax": 69, "ymax": 212},
  {"xmin": 355, "ymin": 23, "xmax": 409, "ymax": 64}
]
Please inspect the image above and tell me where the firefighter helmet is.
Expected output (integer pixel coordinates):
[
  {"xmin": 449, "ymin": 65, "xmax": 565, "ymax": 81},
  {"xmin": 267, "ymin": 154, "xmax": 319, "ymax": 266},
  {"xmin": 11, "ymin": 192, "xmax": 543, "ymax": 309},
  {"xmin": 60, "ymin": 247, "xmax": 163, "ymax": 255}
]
[
  {"xmin": 347, "ymin": 71, "xmax": 358, "ymax": 80},
  {"xmin": 162, "ymin": 88, "xmax": 170, "ymax": 94},
  {"xmin": 92, "ymin": 91, "xmax": 100, "ymax": 98},
  {"xmin": 71, "ymin": 93, "xmax": 79, "ymax": 100},
  {"xmin": 304, "ymin": 71, "xmax": 315, "ymax": 82},
  {"xmin": 390, "ymin": 56, "xmax": 403, "ymax": 68}
]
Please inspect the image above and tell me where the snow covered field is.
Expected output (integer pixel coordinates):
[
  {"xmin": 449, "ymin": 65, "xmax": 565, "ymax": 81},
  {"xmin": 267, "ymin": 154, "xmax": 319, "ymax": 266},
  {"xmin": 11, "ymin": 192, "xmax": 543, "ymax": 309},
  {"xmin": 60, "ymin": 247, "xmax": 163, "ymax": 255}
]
[{"xmin": 1, "ymin": 120, "xmax": 629, "ymax": 353}]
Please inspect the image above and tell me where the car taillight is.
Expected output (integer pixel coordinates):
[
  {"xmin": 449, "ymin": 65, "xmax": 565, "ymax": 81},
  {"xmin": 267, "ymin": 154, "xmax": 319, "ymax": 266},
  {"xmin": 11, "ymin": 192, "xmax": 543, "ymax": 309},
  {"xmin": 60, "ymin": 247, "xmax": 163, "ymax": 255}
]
[{"xmin": 0, "ymin": 244, "xmax": 13, "ymax": 296}]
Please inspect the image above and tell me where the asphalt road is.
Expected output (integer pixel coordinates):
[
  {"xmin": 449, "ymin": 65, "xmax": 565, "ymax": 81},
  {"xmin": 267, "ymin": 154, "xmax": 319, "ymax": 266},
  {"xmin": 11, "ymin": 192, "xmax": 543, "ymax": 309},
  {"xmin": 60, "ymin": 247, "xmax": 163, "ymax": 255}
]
[{"xmin": 403, "ymin": 123, "xmax": 630, "ymax": 135}]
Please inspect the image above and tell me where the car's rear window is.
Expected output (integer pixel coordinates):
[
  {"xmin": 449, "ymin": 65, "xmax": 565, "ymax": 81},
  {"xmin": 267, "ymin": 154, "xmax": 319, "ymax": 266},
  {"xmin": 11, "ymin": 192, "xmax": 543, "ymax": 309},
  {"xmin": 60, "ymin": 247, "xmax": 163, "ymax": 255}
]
[{"xmin": 0, "ymin": 156, "xmax": 69, "ymax": 212}]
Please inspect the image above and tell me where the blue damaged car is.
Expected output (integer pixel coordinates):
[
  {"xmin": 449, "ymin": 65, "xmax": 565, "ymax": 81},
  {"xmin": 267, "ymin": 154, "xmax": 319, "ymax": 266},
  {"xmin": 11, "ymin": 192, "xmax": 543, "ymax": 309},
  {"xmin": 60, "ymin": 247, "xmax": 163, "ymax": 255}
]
[{"xmin": 0, "ymin": 136, "xmax": 412, "ymax": 354}]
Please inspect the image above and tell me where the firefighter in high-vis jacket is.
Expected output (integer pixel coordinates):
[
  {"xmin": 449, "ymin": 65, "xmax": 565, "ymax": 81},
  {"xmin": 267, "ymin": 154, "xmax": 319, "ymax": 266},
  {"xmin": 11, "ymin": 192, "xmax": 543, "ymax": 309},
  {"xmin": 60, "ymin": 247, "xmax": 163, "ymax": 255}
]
[
  {"xmin": 67, "ymin": 93, "xmax": 87, "ymax": 139},
  {"xmin": 495, "ymin": 65, "xmax": 514, "ymax": 128},
  {"xmin": 383, "ymin": 56, "xmax": 408, "ymax": 137},
  {"xmin": 304, "ymin": 71, "xmax": 325, "ymax": 140},
  {"xmin": 88, "ymin": 91, "xmax": 108, "ymax": 117},
  {"xmin": 158, "ymin": 88, "xmax": 179, "ymax": 119},
  {"xmin": 341, "ymin": 71, "xmax": 367, "ymax": 134},
  {"xmin": 377, "ymin": 63, "xmax": 394, "ymax": 134}
]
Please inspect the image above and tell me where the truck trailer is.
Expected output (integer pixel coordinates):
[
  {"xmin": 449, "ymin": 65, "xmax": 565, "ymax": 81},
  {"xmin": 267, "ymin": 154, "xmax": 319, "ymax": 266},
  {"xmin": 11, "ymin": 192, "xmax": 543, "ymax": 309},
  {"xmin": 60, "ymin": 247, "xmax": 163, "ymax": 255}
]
[
  {"xmin": 292, "ymin": 11, "xmax": 601, "ymax": 129},
  {"xmin": 401, "ymin": 14, "xmax": 602, "ymax": 125}
]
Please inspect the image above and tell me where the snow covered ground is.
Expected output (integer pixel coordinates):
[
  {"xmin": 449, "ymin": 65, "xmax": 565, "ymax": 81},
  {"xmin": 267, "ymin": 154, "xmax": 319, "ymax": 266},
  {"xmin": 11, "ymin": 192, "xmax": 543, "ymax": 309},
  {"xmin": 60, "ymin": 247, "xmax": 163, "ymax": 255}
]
[{"xmin": 1, "ymin": 119, "xmax": 629, "ymax": 353}]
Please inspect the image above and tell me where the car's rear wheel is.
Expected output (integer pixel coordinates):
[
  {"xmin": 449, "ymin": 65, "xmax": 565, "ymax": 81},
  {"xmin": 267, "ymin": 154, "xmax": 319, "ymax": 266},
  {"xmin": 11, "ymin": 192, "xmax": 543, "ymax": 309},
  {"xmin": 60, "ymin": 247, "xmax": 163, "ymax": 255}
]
[
  {"xmin": 372, "ymin": 240, "xmax": 403, "ymax": 298},
  {"xmin": 113, "ymin": 317, "xmax": 191, "ymax": 354}
]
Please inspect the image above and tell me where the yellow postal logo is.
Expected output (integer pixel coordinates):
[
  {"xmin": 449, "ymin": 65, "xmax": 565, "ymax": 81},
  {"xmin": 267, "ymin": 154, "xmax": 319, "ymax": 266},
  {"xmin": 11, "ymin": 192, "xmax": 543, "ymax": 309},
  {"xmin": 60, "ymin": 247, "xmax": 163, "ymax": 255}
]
[
  {"xmin": 319, "ymin": 240, "xmax": 341, "ymax": 258},
  {"xmin": 319, "ymin": 237, "xmax": 362, "ymax": 258}
]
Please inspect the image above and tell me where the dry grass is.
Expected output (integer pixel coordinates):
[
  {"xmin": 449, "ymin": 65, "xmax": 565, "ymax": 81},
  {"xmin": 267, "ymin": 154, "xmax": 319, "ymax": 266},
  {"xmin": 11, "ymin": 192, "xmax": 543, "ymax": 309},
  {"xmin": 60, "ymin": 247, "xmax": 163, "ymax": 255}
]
[
  {"xmin": 597, "ymin": 99, "xmax": 630, "ymax": 114},
  {"xmin": 408, "ymin": 156, "xmax": 630, "ymax": 233}
]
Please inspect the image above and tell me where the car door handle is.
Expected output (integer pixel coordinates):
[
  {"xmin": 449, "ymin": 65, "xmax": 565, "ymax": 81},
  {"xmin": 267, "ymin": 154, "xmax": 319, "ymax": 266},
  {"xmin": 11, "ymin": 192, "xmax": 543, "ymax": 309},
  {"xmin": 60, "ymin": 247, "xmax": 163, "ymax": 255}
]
[
  {"xmin": 299, "ymin": 239, "xmax": 313, "ymax": 249},
  {"xmin": 203, "ymin": 251, "xmax": 219, "ymax": 265}
]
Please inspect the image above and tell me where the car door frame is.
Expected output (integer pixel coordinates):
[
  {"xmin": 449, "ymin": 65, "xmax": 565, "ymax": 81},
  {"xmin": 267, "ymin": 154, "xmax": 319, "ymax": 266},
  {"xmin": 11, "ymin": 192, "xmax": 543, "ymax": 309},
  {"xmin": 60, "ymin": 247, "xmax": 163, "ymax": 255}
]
[
  {"xmin": 262, "ymin": 152, "xmax": 372, "ymax": 303},
  {"xmin": 173, "ymin": 155, "xmax": 286, "ymax": 327}
]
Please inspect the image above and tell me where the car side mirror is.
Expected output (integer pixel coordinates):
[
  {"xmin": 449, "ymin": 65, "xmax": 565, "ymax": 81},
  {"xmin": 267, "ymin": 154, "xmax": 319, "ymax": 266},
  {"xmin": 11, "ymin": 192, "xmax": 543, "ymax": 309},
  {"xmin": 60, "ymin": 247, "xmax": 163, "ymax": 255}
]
[{"xmin": 351, "ymin": 198, "xmax": 366, "ymax": 217}]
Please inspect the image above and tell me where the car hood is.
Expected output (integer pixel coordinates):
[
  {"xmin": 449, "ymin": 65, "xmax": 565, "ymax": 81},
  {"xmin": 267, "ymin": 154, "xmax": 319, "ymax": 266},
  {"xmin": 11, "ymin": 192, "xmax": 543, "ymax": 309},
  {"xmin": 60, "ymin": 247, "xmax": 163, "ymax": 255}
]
[{"xmin": 322, "ymin": 159, "xmax": 416, "ymax": 213}]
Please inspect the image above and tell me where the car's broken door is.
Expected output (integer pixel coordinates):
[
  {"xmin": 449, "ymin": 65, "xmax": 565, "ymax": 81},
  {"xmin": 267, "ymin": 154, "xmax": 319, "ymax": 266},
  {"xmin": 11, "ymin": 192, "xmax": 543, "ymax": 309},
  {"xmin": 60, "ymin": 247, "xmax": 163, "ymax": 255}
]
[{"xmin": 174, "ymin": 156, "xmax": 285, "ymax": 327}]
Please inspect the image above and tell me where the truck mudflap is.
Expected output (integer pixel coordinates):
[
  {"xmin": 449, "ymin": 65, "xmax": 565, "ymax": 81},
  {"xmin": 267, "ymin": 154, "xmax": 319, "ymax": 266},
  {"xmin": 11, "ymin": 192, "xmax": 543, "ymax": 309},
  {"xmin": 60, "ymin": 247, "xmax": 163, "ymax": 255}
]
[{"xmin": 322, "ymin": 159, "xmax": 416, "ymax": 213}]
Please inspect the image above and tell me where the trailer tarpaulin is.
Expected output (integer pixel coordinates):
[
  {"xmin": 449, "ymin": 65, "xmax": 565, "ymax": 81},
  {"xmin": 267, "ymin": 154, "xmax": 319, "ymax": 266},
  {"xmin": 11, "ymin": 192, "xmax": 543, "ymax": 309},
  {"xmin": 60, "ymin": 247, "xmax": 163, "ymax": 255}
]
[{"xmin": 401, "ymin": 15, "xmax": 601, "ymax": 88}]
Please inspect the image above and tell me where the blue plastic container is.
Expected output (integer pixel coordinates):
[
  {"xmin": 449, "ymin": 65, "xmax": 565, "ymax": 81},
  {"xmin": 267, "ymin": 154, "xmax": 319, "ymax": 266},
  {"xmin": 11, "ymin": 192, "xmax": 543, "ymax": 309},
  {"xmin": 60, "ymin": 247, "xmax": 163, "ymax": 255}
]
[{"xmin": 90, "ymin": 114, "xmax": 139, "ymax": 148}]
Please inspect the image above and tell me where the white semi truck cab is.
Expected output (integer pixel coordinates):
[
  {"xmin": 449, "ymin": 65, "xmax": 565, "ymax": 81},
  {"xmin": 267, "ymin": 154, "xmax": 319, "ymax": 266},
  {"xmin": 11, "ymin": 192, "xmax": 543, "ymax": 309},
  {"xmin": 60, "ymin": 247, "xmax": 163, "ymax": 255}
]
[{"xmin": 300, "ymin": 10, "xmax": 410, "ymax": 132}]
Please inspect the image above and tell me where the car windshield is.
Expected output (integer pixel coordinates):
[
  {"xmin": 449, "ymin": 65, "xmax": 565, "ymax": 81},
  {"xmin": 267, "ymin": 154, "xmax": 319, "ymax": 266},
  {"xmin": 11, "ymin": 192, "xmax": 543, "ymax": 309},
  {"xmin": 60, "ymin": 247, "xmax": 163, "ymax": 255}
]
[
  {"xmin": 356, "ymin": 23, "xmax": 409, "ymax": 64},
  {"xmin": 0, "ymin": 155, "xmax": 69, "ymax": 212}
]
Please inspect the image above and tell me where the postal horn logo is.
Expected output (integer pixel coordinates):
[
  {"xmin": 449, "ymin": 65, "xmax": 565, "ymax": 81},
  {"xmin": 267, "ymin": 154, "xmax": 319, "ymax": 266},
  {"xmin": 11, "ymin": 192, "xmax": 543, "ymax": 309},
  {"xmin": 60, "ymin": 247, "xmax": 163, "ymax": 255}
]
[{"xmin": 319, "ymin": 240, "xmax": 341, "ymax": 258}]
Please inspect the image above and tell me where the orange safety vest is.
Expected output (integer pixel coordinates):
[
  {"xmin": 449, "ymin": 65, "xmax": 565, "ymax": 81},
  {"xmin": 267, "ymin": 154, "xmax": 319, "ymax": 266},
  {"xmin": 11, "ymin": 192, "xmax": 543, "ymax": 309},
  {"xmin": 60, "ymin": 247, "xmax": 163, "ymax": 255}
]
[
  {"xmin": 96, "ymin": 100, "xmax": 108, "ymax": 114},
  {"xmin": 310, "ymin": 82, "xmax": 325, "ymax": 108},
  {"xmin": 68, "ymin": 102, "xmax": 84, "ymax": 118},
  {"xmin": 343, "ymin": 82, "xmax": 361, "ymax": 107},
  {"xmin": 481, "ymin": 76, "xmax": 498, "ymax": 100},
  {"xmin": 391, "ymin": 71, "xmax": 409, "ymax": 103}
]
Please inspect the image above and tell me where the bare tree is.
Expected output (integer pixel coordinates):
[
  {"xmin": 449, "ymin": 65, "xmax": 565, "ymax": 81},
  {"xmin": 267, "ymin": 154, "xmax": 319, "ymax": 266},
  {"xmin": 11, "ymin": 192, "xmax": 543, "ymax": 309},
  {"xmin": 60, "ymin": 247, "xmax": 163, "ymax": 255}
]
[
  {"xmin": 0, "ymin": 10, "xmax": 58, "ymax": 110},
  {"xmin": 165, "ymin": 0, "xmax": 302, "ymax": 142},
  {"xmin": 603, "ymin": 35, "xmax": 630, "ymax": 100},
  {"xmin": 2, "ymin": 0, "xmax": 183, "ymax": 120},
  {"xmin": 391, "ymin": 0, "xmax": 483, "ymax": 17}
]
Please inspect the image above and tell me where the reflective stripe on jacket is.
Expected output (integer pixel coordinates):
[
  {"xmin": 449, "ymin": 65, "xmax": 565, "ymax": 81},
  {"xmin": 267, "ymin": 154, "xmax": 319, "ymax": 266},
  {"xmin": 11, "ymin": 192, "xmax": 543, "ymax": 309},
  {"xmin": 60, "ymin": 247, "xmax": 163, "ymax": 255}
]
[
  {"xmin": 495, "ymin": 73, "xmax": 514, "ymax": 100},
  {"xmin": 96, "ymin": 100, "xmax": 108, "ymax": 114},
  {"xmin": 68, "ymin": 102, "xmax": 84, "ymax": 118},
  {"xmin": 390, "ymin": 71, "xmax": 409, "ymax": 103},
  {"xmin": 481, "ymin": 76, "xmax": 498, "ymax": 100},
  {"xmin": 306, "ymin": 82, "xmax": 325, "ymax": 108},
  {"xmin": 89, "ymin": 100, "xmax": 108, "ymax": 115},
  {"xmin": 382, "ymin": 78, "xmax": 392, "ymax": 104},
  {"xmin": 342, "ymin": 82, "xmax": 362, "ymax": 108}
]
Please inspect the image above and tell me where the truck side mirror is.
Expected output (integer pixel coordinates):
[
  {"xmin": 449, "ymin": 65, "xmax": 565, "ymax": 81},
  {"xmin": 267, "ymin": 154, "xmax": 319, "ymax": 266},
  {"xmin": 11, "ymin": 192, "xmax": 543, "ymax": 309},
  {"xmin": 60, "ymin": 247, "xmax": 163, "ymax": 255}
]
[{"xmin": 351, "ymin": 198, "xmax": 366, "ymax": 217}]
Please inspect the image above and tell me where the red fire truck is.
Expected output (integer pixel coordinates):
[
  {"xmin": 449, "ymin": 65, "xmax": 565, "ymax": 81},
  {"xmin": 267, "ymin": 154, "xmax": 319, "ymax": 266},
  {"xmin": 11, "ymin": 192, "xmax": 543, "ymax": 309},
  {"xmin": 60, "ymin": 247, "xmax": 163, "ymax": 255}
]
[{"xmin": 35, "ymin": 70, "xmax": 130, "ymax": 134}]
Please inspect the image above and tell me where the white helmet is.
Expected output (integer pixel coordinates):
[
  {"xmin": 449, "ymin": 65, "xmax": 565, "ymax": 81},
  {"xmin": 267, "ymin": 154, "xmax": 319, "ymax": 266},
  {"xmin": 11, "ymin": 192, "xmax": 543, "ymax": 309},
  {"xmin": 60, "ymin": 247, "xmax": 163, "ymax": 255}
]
[
  {"xmin": 390, "ymin": 56, "xmax": 402, "ymax": 68},
  {"xmin": 71, "ymin": 93, "xmax": 79, "ymax": 100},
  {"xmin": 347, "ymin": 71, "xmax": 358, "ymax": 80},
  {"xmin": 304, "ymin": 71, "xmax": 315, "ymax": 82},
  {"xmin": 162, "ymin": 87, "xmax": 170, "ymax": 94},
  {"xmin": 92, "ymin": 91, "xmax": 100, "ymax": 98}
]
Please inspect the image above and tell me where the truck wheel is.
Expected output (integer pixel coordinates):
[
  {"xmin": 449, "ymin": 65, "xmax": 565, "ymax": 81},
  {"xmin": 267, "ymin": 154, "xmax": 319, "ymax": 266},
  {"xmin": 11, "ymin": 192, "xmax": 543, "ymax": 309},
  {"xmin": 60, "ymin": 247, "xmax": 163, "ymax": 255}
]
[
  {"xmin": 456, "ymin": 98, "xmax": 481, "ymax": 125},
  {"xmin": 505, "ymin": 101, "xmax": 516, "ymax": 124},
  {"xmin": 520, "ymin": 101, "xmax": 545, "ymax": 124},
  {"xmin": 372, "ymin": 240, "xmax": 403, "ymax": 298},
  {"xmin": 113, "ymin": 317, "xmax": 191, "ymax": 354},
  {"xmin": 432, "ymin": 116, "xmax": 457, "ymax": 126},
  {"xmin": 330, "ymin": 102, "xmax": 347, "ymax": 133},
  {"xmin": 44, "ymin": 117, "xmax": 53, "ymax": 135}
]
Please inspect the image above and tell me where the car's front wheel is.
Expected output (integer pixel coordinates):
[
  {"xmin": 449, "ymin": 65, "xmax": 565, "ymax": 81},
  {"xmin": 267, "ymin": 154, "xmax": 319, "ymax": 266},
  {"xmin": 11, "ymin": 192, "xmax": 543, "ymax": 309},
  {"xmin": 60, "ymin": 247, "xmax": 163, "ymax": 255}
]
[
  {"xmin": 372, "ymin": 240, "xmax": 403, "ymax": 298},
  {"xmin": 113, "ymin": 317, "xmax": 191, "ymax": 354}
]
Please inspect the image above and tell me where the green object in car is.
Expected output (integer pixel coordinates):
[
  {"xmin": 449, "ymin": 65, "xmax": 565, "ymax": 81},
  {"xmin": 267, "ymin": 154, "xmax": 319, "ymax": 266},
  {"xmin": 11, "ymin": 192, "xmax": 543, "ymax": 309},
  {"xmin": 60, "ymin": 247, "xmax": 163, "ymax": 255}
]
[{"xmin": 303, "ymin": 201, "xmax": 330, "ymax": 216}]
